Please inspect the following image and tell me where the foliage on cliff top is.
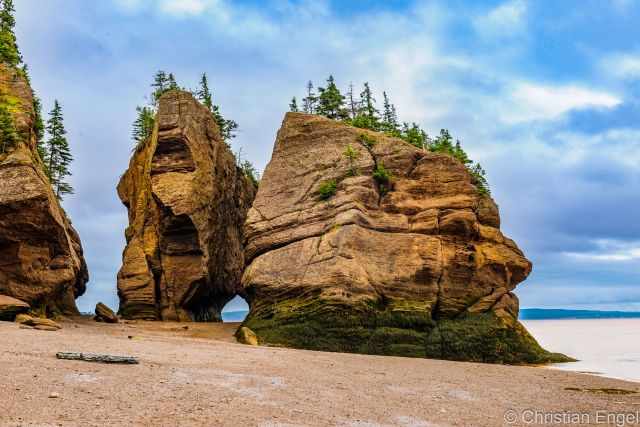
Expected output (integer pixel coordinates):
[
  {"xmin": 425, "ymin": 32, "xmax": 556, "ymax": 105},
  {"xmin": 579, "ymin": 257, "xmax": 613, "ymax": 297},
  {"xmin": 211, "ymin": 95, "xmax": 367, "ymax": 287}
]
[{"xmin": 291, "ymin": 77, "xmax": 491, "ymax": 195}]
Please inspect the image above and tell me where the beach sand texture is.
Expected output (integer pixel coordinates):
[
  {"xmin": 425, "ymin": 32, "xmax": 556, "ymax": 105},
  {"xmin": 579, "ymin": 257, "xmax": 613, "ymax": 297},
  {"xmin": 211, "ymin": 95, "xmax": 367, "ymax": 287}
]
[{"xmin": 1, "ymin": 319, "xmax": 638, "ymax": 427}]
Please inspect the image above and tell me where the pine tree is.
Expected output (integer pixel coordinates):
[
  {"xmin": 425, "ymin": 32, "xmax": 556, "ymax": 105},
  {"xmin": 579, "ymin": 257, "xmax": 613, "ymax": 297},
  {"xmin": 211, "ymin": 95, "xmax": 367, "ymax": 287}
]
[
  {"xmin": 289, "ymin": 97, "xmax": 299, "ymax": 112},
  {"xmin": 151, "ymin": 70, "xmax": 169, "ymax": 105},
  {"xmin": 346, "ymin": 82, "xmax": 359, "ymax": 119},
  {"xmin": 0, "ymin": 104, "xmax": 17, "ymax": 154},
  {"xmin": 132, "ymin": 106, "xmax": 155, "ymax": 149},
  {"xmin": 316, "ymin": 75, "xmax": 348, "ymax": 120},
  {"xmin": 197, "ymin": 73, "xmax": 213, "ymax": 111},
  {"xmin": 0, "ymin": 0, "xmax": 21, "ymax": 66},
  {"xmin": 167, "ymin": 73, "xmax": 178, "ymax": 90},
  {"xmin": 44, "ymin": 101, "xmax": 73, "ymax": 199},
  {"xmin": 381, "ymin": 91, "xmax": 400, "ymax": 134},
  {"xmin": 302, "ymin": 81, "xmax": 317, "ymax": 114},
  {"xmin": 351, "ymin": 82, "xmax": 380, "ymax": 130}
]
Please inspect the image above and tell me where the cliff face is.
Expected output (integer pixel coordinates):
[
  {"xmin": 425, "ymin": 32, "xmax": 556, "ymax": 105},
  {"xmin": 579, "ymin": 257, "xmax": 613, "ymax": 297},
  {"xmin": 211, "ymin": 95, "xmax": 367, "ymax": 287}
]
[
  {"xmin": 117, "ymin": 91, "xmax": 256, "ymax": 321},
  {"xmin": 241, "ymin": 113, "xmax": 567, "ymax": 364},
  {"xmin": 0, "ymin": 63, "xmax": 88, "ymax": 317}
]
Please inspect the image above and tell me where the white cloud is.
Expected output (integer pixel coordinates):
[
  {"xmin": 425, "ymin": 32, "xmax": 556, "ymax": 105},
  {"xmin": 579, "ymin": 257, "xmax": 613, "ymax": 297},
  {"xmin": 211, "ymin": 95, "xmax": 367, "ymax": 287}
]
[
  {"xmin": 564, "ymin": 240, "xmax": 640, "ymax": 262},
  {"xmin": 601, "ymin": 53, "xmax": 640, "ymax": 80},
  {"xmin": 504, "ymin": 82, "xmax": 621, "ymax": 123},
  {"xmin": 160, "ymin": 0, "xmax": 209, "ymax": 15},
  {"xmin": 473, "ymin": 0, "xmax": 527, "ymax": 38}
]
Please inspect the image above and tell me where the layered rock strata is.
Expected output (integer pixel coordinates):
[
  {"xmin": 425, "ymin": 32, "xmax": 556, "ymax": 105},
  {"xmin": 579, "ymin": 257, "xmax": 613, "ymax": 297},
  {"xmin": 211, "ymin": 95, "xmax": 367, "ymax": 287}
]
[
  {"xmin": 117, "ymin": 91, "xmax": 256, "ymax": 321},
  {"xmin": 0, "ymin": 63, "xmax": 88, "ymax": 317},
  {"xmin": 241, "ymin": 112, "xmax": 568, "ymax": 364}
]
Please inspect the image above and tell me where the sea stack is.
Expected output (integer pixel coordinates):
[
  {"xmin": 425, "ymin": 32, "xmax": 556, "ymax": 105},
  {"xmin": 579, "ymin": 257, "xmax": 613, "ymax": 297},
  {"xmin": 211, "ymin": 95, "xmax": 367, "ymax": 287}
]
[
  {"xmin": 241, "ymin": 112, "xmax": 568, "ymax": 364},
  {"xmin": 0, "ymin": 63, "xmax": 88, "ymax": 317},
  {"xmin": 117, "ymin": 90, "xmax": 256, "ymax": 321}
]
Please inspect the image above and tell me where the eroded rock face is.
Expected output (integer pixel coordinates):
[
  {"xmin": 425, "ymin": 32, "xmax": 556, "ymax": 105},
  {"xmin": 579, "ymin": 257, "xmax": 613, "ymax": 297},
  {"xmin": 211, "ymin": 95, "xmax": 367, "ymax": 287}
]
[
  {"xmin": 241, "ymin": 113, "xmax": 567, "ymax": 364},
  {"xmin": 0, "ymin": 64, "xmax": 88, "ymax": 317},
  {"xmin": 117, "ymin": 91, "xmax": 256, "ymax": 321}
]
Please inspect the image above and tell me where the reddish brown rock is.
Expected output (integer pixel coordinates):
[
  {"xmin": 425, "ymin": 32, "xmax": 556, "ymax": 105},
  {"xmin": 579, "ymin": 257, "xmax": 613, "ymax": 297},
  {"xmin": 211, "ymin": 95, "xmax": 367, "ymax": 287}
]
[
  {"xmin": 241, "ymin": 113, "xmax": 569, "ymax": 364},
  {"xmin": 94, "ymin": 302, "xmax": 118, "ymax": 323},
  {"xmin": 0, "ymin": 295, "xmax": 30, "ymax": 320},
  {"xmin": 117, "ymin": 91, "xmax": 256, "ymax": 321},
  {"xmin": 0, "ymin": 63, "xmax": 88, "ymax": 317}
]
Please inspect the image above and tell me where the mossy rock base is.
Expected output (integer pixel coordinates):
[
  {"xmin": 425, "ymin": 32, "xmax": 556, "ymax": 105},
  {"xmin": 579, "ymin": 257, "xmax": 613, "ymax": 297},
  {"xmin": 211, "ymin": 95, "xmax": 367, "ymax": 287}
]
[{"xmin": 242, "ymin": 302, "xmax": 574, "ymax": 365}]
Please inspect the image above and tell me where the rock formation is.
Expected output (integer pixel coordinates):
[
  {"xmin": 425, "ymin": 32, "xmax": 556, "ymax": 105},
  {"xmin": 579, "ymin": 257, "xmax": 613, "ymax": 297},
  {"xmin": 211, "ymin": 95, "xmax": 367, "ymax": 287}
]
[
  {"xmin": 241, "ymin": 112, "xmax": 569, "ymax": 364},
  {"xmin": 0, "ymin": 295, "xmax": 29, "ymax": 320},
  {"xmin": 0, "ymin": 63, "xmax": 88, "ymax": 317},
  {"xmin": 117, "ymin": 91, "xmax": 256, "ymax": 321},
  {"xmin": 94, "ymin": 302, "xmax": 119, "ymax": 323}
]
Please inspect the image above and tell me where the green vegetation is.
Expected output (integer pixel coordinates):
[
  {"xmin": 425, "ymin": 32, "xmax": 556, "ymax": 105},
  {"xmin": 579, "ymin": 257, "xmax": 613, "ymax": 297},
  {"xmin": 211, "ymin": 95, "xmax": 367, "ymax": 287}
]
[
  {"xmin": 293, "ymin": 77, "xmax": 491, "ymax": 196},
  {"xmin": 357, "ymin": 133, "xmax": 377, "ymax": 148},
  {"xmin": 0, "ymin": 104, "xmax": 17, "ymax": 154},
  {"xmin": 0, "ymin": 0, "xmax": 21, "ymax": 67},
  {"xmin": 318, "ymin": 179, "xmax": 337, "ymax": 200},
  {"xmin": 289, "ymin": 96, "xmax": 298, "ymax": 112},
  {"xmin": 197, "ymin": 73, "xmax": 238, "ymax": 143},
  {"xmin": 132, "ymin": 71, "xmax": 239, "ymax": 150},
  {"xmin": 372, "ymin": 162, "xmax": 391, "ymax": 195},
  {"xmin": 343, "ymin": 143, "xmax": 359, "ymax": 176},
  {"xmin": 242, "ymin": 297, "xmax": 568, "ymax": 364},
  {"xmin": 240, "ymin": 159, "xmax": 260, "ymax": 187},
  {"xmin": 43, "ymin": 100, "xmax": 74, "ymax": 199}
]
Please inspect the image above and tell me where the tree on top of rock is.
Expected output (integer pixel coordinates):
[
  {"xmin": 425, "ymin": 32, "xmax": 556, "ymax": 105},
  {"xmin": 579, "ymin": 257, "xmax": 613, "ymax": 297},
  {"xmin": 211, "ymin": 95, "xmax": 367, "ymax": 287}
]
[
  {"xmin": 302, "ymin": 81, "xmax": 317, "ymax": 114},
  {"xmin": 197, "ymin": 73, "xmax": 213, "ymax": 111},
  {"xmin": 317, "ymin": 75, "xmax": 348, "ymax": 120},
  {"xmin": 0, "ymin": 0, "xmax": 22, "ymax": 67},
  {"xmin": 44, "ymin": 100, "xmax": 74, "ymax": 200},
  {"xmin": 289, "ymin": 97, "xmax": 299, "ymax": 112},
  {"xmin": 346, "ymin": 82, "xmax": 359, "ymax": 119},
  {"xmin": 381, "ymin": 92, "xmax": 400, "ymax": 135},
  {"xmin": 132, "ymin": 106, "xmax": 154, "ymax": 149},
  {"xmin": 197, "ymin": 73, "xmax": 238, "ymax": 143}
]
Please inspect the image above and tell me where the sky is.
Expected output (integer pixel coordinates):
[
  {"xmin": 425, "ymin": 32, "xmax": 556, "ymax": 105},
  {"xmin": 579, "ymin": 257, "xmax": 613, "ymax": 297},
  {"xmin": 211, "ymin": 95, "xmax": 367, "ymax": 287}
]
[{"xmin": 13, "ymin": 0, "xmax": 640, "ymax": 314}]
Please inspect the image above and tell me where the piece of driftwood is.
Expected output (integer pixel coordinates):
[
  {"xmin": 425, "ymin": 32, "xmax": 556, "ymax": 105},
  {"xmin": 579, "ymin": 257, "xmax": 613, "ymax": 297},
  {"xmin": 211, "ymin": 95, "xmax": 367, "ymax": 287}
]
[{"xmin": 56, "ymin": 352, "xmax": 139, "ymax": 364}]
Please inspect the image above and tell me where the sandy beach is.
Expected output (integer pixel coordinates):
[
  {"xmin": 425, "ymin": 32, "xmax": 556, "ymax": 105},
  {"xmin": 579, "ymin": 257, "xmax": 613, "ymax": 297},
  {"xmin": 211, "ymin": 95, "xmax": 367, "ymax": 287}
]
[{"xmin": 1, "ymin": 319, "xmax": 639, "ymax": 427}]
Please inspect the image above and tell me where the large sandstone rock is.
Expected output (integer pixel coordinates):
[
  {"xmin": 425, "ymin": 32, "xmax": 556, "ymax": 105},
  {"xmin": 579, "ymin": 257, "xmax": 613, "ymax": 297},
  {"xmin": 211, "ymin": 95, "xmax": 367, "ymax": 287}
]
[
  {"xmin": 94, "ymin": 302, "xmax": 118, "ymax": 323},
  {"xmin": 241, "ymin": 113, "xmax": 569, "ymax": 364},
  {"xmin": 0, "ymin": 295, "xmax": 29, "ymax": 320},
  {"xmin": 117, "ymin": 91, "xmax": 256, "ymax": 321},
  {"xmin": 0, "ymin": 63, "xmax": 88, "ymax": 317}
]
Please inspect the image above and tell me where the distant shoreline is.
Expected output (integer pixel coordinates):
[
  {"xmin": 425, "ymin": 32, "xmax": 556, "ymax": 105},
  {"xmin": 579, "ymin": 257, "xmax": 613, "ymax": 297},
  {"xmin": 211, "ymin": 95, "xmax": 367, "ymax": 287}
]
[{"xmin": 221, "ymin": 308, "xmax": 640, "ymax": 322}]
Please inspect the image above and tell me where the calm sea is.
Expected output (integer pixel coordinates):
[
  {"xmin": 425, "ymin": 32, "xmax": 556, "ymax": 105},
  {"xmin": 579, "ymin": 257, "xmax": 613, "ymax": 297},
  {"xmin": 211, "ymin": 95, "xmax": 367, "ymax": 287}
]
[{"xmin": 523, "ymin": 318, "xmax": 640, "ymax": 383}]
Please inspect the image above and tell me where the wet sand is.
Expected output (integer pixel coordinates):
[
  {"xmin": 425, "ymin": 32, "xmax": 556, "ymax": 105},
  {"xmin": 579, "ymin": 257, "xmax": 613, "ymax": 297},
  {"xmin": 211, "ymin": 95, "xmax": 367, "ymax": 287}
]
[{"xmin": 1, "ymin": 319, "xmax": 639, "ymax": 427}]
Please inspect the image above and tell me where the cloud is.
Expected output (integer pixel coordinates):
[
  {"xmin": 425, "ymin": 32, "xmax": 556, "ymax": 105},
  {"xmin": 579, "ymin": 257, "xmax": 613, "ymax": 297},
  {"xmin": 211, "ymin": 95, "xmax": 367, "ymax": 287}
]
[
  {"xmin": 564, "ymin": 240, "xmax": 640, "ymax": 262},
  {"xmin": 504, "ymin": 82, "xmax": 621, "ymax": 123},
  {"xmin": 601, "ymin": 52, "xmax": 640, "ymax": 80},
  {"xmin": 473, "ymin": 0, "xmax": 527, "ymax": 39},
  {"xmin": 160, "ymin": 0, "xmax": 209, "ymax": 15}
]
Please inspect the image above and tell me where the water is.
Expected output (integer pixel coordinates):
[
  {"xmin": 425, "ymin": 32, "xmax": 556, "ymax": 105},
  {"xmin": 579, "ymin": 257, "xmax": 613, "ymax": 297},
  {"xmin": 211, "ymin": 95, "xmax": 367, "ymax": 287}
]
[
  {"xmin": 523, "ymin": 319, "xmax": 640, "ymax": 383},
  {"xmin": 221, "ymin": 309, "xmax": 640, "ymax": 383}
]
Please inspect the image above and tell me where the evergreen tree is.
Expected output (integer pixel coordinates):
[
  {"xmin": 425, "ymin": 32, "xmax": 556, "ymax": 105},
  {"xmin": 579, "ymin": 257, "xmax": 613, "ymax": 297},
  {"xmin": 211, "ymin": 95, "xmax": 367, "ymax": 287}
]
[
  {"xmin": 0, "ymin": 0, "xmax": 21, "ymax": 66},
  {"xmin": 240, "ymin": 160, "xmax": 260, "ymax": 187},
  {"xmin": 167, "ymin": 73, "xmax": 178, "ymax": 90},
  {"xmin": 44, "ymin": 101, "xmax": 73, "ymax": 199},
  {"xmin": 0, "ymin": 104, "xmax": 17, "ymax": 154},
  {"xmin": 346, "ymin": 82, "xmax": 359, "ymax": 119},
  {"xmin": 316, "ymin": 75, "xmax": 348, "ymax": 120},
  {"xmin": 132, "ymin": 106, "xmax": 155, "ymax": 149},
  {"xmin": 381, "ymin": 91, "xmax": 400, "ymax": 134},
  {"xmin": 289, "ymin": 97, "xmax": 299, "ymax": 112},
  {"xmin": 302, "ymin": 81, "xmax": 317, "ymax": 114},
  {"xmin": 197, "ymin": 73, "xmax": 213, "ymax": 111},
  {"xmin": 351, "ymin": 82, "xmax": 379, "ymax": 130},
  {"xmin": 151, "ymin": 70, "xmax": 169, "ymax": 105},
  {"xmin": 33, "ymin": 95, "xmax": 46, "ymax": 161}
]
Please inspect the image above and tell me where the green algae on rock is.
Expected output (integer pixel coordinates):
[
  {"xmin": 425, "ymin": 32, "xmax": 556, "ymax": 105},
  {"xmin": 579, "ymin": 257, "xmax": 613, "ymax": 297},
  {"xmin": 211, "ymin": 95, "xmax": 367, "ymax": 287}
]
[{"xmin": 240, "ymin": 112, "xmax": 571, "ymax": 364}]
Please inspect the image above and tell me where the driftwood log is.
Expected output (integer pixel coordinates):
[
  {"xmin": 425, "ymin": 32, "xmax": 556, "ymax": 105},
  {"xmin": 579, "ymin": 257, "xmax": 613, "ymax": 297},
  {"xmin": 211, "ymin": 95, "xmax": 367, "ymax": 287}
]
[{"xmin": 56, "ymin": 352, "xmax": 139, "ymax": 364}]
